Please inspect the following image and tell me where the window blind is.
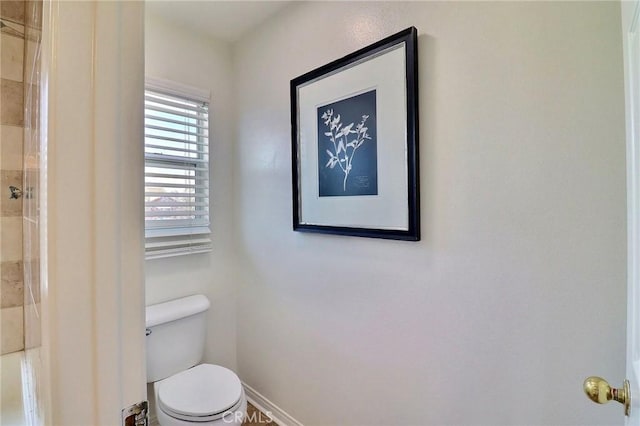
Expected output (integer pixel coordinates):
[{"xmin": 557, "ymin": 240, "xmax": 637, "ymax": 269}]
[{"xmin": 144, "ymin": 82, "xmax": 211, "ymax": 259}]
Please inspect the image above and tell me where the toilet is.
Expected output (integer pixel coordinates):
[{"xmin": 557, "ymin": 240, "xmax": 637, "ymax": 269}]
[{"xmin": 146, "ymin": 295, "xmax": 247, "ymax": 425}]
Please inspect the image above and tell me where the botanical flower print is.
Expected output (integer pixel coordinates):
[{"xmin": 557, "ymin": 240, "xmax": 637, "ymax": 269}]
[{"xmin": 317, "ymin": 90, "xmax": 378, "ymax": 197}]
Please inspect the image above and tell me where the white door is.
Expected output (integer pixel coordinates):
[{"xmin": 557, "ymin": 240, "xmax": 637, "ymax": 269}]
[
  {"xmin": 39, "ymin": 1, "xmax": 147, "ymax": 424},
  {"xmin": 586, "ymin": 2, "xmax": 640, "ymax": 424},
  {"xmin": 583, "ymin": 2, "xmax": 640, "ymax": 423},
  {"xmin": 624, "ymin": 1, "xmax": 640, "ymax": 423}
]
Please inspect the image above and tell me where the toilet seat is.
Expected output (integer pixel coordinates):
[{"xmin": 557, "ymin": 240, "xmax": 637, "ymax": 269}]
[
  {"xmin": 160, "ymin": 395, "xmax": 244, "ymax": 423},
  {"xmin": 158, "ymin": 364, "xmax": 243, "ymax": 422}
]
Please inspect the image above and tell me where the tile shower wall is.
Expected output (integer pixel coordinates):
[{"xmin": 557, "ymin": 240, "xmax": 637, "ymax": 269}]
[{"xmin": 0, "ymin": 0, "xmax": 26, "ymax": 355}]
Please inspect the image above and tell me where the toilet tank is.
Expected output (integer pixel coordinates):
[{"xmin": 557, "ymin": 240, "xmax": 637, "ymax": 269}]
[{"xmin": 145, "ymin": 294, "xmax": 210, "ymax": 383}]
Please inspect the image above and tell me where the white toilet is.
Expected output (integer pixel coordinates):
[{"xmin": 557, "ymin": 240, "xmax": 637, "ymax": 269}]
[{"xmin": 146, "ymin": 295, "xmax": 247, "ymax": 425}]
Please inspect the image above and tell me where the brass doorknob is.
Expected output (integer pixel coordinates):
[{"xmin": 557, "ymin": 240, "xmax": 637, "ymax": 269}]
[{"xmin": 583, "ymin": 376, "xmax": 630, "ymax": 416}]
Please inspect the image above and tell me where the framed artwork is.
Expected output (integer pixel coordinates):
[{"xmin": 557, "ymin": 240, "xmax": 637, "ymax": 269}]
[{"xmin": 291, "ymin": 27, "xmax": 420, "ymax": 240}]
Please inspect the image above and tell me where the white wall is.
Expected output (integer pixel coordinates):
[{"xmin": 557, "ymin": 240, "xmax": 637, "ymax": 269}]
[
  {"xmin": 144, "ymin": 13, "xmax": 237, "ymax": 371},
  {"xmin": 233, "ymin": 2, "xmax": 626, "ymax": 425}
]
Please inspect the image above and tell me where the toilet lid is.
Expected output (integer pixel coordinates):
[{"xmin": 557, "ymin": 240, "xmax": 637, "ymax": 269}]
[{"xmin": 158, "ymin": 364, "xmax": 243, "ymax": 418}]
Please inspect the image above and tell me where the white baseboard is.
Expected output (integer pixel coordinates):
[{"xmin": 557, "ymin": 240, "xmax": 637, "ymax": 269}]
[{"xmin": 243, "ymin": 382, "xmax": 303, "ymax": 426}]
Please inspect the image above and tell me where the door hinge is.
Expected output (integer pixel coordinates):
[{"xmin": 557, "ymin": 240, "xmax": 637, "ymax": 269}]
[{"xmin": 122, "ymin": 400, "xmax": 148, "ymax": 426}]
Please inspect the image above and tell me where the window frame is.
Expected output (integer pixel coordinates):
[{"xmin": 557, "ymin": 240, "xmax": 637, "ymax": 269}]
[{"xmin": 144, "ymin": 77, "xmax": 212, "ymax": 260}]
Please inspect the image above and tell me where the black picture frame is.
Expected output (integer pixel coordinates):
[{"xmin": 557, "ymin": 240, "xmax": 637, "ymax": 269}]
[{"xmin": 291, "ymin": 27, "xmax": 419, "ymax": 241}]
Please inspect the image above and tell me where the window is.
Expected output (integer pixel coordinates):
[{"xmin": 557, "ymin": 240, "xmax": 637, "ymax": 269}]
[{"xmin": 144, "ymin": 79, "xmax": 211, "ymax": 259}]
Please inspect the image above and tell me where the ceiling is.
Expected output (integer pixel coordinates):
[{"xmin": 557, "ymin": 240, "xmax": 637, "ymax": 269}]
[{"xmin": 146, "ymin": 1, "xmax": 291, "ymax": 42}]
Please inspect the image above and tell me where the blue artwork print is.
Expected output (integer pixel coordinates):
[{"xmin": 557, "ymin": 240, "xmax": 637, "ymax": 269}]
[{"xmin": 318, "ymin": 90, "xmax": 378, "ymax": 197}]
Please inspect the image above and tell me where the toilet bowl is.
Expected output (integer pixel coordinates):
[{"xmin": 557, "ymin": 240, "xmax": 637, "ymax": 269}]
[
  {"xmin": 146, "ymin": 295, "xmax": 246, "ymax": 425},
  {"xmin": 153, "ymin": 364, "xmax": 247, "ymax": 425}
]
